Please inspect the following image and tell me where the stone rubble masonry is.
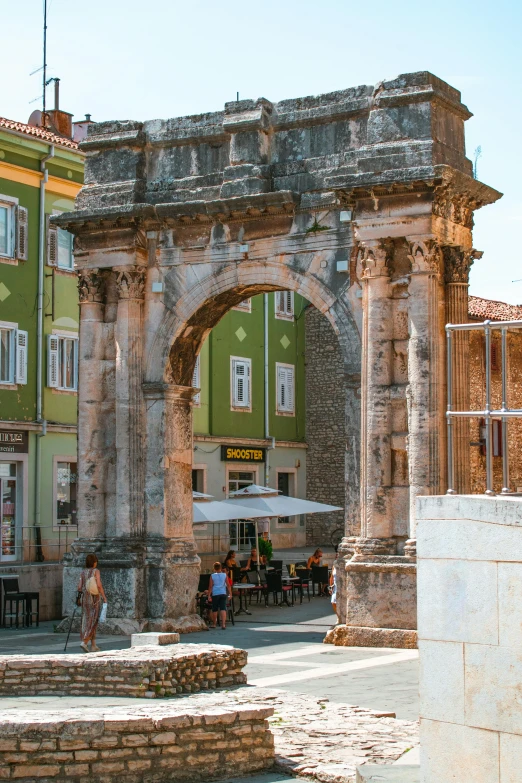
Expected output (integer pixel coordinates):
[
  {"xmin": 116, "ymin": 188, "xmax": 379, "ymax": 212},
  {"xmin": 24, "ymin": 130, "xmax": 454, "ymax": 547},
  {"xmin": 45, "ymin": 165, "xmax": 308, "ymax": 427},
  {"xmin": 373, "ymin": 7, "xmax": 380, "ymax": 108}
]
[
  {"xmin": 417, "ymin": 494, "xmax": 522, "ymax": 783},
  {"xmin": 0, "ymin": 702, "xmax": 274, "ymax": 783},
  {"xmin": 305, "ymin": 306, "xmax": 347, "ymax": 547},
  {"xmin": 0, "ymin": 644, "xmax": 247, "ymax": 699}
]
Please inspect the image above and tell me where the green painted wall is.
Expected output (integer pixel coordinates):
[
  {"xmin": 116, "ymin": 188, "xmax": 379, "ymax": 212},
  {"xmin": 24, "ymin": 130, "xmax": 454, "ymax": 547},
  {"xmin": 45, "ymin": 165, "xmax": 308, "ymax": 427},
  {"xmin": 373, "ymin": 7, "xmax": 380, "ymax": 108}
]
[{"xmin": 195, "ymin": 293, "xmax": 306, "ymax": 442}]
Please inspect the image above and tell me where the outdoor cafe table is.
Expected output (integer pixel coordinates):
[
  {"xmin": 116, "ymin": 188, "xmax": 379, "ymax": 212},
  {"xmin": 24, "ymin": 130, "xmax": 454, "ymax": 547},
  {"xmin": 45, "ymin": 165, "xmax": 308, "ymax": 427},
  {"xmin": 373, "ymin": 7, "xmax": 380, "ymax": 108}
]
[
  {"xmin": 233, "ymin": 583, "xmax": 255, "ymax": 615},
  {"xmin": 282, "ymin": 576, "xmax": 300, "ymax": 606}
]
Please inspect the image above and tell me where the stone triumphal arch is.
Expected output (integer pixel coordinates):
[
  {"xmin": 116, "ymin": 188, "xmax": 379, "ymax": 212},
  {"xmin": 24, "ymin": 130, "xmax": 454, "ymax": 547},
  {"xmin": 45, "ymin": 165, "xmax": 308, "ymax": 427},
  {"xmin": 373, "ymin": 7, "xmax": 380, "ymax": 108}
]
[{"xmin": 58, "ymin": 72, "xmax": 500, "ymax": 643}]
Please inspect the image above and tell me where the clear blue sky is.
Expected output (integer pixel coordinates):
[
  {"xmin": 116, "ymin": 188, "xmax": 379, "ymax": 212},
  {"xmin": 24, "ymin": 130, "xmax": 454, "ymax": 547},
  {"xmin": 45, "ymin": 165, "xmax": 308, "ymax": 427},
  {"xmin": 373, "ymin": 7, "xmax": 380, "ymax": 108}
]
[{"xmin": 4, "ymin": 0, "xmax": 521, "ymax": 303}]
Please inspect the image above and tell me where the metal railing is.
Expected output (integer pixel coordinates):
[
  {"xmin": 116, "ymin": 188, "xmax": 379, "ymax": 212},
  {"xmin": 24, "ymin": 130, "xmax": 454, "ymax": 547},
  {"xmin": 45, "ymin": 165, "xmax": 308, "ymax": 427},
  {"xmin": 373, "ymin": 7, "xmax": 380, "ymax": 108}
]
[
  {"xmin": 446, "ymin": 318, "xmax": 522, "ymax": 495},
  {"xmin": 0, "ymin": 525, "xmax": 78, "ymax": 565}
]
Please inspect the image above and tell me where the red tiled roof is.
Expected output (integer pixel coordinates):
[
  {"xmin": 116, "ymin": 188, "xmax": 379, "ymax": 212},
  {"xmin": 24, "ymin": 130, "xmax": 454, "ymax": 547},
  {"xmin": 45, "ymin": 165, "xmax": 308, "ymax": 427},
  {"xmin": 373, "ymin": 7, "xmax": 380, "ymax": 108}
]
[
  {"xmin": 468, "ymin": 295, "xmax": 522, "ymax": 322},
  {"xmin": 0, "ymin": 117, "xmax": 79, "ymax": 150}
]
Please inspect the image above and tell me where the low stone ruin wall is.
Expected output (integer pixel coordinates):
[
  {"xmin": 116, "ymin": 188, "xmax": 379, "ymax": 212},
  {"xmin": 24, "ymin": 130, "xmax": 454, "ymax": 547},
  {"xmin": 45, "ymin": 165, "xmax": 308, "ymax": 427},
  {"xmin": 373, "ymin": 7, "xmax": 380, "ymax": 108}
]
[
  {"xmin": 0, "ymin": 644, "xmax": 246, "ymax": 698},
  {"xmin": 0, "ymin": 702, "xmax": 274, "ymax": 782}
]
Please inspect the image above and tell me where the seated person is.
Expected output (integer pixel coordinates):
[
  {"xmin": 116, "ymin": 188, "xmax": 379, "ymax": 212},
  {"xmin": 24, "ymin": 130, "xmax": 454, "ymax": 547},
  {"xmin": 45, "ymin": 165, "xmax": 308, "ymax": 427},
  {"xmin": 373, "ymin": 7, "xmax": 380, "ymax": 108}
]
[
  {"xmin": 307, "ymin": 548, "xmax": 328, "ymax": 595},
  {"xmin": 307, "ymin": 548, "xmax": 323, "ymax": 569},
  {"xmin": 243, "ymin": 547, "xmax": 267, "ymax": 571},
  {"xmin": 223, "ymin": 550, "xmax": 237, "ymax": 570}
]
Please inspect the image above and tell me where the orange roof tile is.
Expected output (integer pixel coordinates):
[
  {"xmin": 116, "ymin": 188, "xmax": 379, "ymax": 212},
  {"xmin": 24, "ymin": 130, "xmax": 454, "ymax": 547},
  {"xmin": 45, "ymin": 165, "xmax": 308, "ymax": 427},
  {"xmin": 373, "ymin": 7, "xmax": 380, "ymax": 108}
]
[
  {"xmin": 0, "ymin": 117, "xmax": 79, "ymax": 150},
  {"xmin": 468, "ymin": 295, "xmax": 522, "ymax": 322}
]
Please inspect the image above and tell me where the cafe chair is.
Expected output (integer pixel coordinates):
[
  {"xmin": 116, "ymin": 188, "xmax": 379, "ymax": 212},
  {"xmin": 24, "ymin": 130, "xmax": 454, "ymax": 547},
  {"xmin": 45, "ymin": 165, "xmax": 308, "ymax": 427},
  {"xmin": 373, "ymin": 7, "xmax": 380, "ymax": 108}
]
[
  {"xmin": 265, "ymin": 571, "xmax": 293, "ymax": 607},
  {"xmin": 269, "ymin": 559, "xmax": 283, "ymax": 572},
  {"xmin": 295, "ymin": 568, "xmax": 311, "ymax": 603},
  {"xmin": 2, "ymin": 578, "xmax": 27, "ymax": 629},
  {"xmin": 311, "ymin": 565, "xmax": 329, "ymax": 597},
  {"xmin": 246, "ymin": 570, "xmax": 266, "ymax": 604}
]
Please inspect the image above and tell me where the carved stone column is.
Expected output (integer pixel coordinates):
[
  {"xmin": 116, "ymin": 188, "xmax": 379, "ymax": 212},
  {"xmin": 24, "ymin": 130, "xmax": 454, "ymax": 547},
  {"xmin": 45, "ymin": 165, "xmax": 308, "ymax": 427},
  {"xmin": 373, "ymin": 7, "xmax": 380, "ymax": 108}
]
[
  {"xmin": 143, "ymin": 383, "xmax": 201, "ymax": 625},
  {"xmin": 406, "ymin": 241, "xmax": 445, "ymax": 547},
  {"xmin": 76, "ymin": 269, "xmax": 108, "ymax": 540},
  {"xmin": 443, "ymin": 247, "xmax": 475, "ymax": 494},
  {"xmin": 114, "ymin": 266, "xmax": 147, "ymax": 538},
  {"xmin": 356, "ymin": 241, "xmax": 395, "ymax": 556}
]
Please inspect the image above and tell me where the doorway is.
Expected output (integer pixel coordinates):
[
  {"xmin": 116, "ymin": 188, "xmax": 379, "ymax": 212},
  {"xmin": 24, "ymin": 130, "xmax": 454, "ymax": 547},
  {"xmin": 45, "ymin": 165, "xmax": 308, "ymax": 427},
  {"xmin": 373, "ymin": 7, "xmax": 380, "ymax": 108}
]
[
  {"xmin": 0, "ymin": 463, "xmax": 17, "ymax": 562},
  {"xmin": 228, "ymin": 469, "xmax": 257, "ymax": 551}
]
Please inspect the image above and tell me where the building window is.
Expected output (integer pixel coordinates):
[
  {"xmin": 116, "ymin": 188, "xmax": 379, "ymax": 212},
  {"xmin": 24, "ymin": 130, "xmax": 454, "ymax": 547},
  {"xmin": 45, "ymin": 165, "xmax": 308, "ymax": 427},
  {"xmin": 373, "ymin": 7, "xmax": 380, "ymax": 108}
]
[
  {"xmin": 276, "ymin": 363, "xmax": 295, "ymax": 414},
  {"xmin": 233, "ymin": 299, "xmax": 252, "ymax": 312},
  {"xmin": 192, "ymin": 468, "xmax": 205, "ymax": 493},
  {"xmin": 192, "ymin": 355, "xmax": 201, "ymax": 405},
  {"xmin": 55, "ymin": 460, "xmax": 77, "ymax": 526},
  {"xmin": 0, "ymin": 462, "xmax": 18, "ymax": 561},
  {"xmin": 48, "ymin": 333, "xmax": 78, "ymax": 391},
  {"xmin": 57, "ymin": 228, "xmax": 74, "ymax": 270},
  {"xmin": 276, "ymin": 470, "xmax": 296, "ymax": 525},
  {"xmin": 0, "ymin": 197, "xmax": 28, "ymax": 262},
  {"xmin": 275, "ymin": 291, "xmax": 294, "ymax": 320},
  {"xmin": 0, "ymin": 322, "xmax": 28, "ymax": 385},
  {"xmin": 228, "ymin": 469, "xmax": 258, "ymax": 550},
  {"xmin": 231, "ymin": 357, "xmax": 251, "ymax": 410},
  {"xmin": 0, "ymin": 203, "xmax": 13, "ymax": 257}
]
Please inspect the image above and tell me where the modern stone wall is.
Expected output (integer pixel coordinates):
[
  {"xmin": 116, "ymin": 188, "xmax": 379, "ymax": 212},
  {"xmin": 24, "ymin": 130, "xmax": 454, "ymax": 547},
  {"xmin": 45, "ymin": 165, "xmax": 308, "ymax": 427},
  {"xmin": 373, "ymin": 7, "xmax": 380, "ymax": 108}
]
[
  {"xmin": 305, "ymin": 306, "xmax": 347, "ymax": 547},
  {"xmin": 417, "ymin": 495, "xmax": 522, "ymax": 783},
  {"xmin": 0, "ymin": 702, "xmax": 274, "ymax": 782},
  {"xmin": 0, "ymin": 644, "xmax": 246, "ymax": 698}
]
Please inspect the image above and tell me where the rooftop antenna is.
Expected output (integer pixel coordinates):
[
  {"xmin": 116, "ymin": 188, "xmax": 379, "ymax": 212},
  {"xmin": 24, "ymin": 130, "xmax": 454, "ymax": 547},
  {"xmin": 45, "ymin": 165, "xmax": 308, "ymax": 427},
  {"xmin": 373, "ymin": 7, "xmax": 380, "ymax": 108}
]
[
  {"xmin": 237, "ymin": 92, "xmax": 239, "ymax": 102},
  {"xmin": 42, "ymin": 0, "xmax": 48, "ymax": 126}
]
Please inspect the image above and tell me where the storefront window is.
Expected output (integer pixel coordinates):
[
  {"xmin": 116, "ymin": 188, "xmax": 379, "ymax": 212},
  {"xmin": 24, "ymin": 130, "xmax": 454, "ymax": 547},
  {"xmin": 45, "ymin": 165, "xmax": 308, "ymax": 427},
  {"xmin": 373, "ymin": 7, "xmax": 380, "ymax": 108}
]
[
  {"xmin": 0, "ymin": 462, "xmax": 17, "ymax": 561},
  {"xmin": 56, "ymin": 461, "xmax": 77, "ymax": 525}
]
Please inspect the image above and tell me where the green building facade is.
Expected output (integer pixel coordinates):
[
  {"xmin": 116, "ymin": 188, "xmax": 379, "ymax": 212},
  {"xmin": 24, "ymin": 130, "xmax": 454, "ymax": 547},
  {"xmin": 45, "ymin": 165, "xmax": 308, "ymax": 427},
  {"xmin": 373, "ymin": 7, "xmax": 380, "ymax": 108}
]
[
  {"xmin": 0, "ymin": 116, "xmax": 83, "ymax": 618},
  {"xmin": 192, "ymin": 292, "xmax": 309, "ymax": 557}
]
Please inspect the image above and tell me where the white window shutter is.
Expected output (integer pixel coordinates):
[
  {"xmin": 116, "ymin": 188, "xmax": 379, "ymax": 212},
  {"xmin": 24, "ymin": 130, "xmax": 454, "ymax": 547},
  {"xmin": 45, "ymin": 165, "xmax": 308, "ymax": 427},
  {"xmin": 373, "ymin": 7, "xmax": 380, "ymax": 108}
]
[
  {"xmin": 275, "ymin": 292, "xmax": 283, "ymax": 315},
  {"xmin": 16, "ymin": 206, "xmax": 28, "ymax": 261},
  {"xmin": 15, "ymin": 330, "xmax": 28, "ymax": 384},
  {"xmin": 285, "ymin": 291, "xmax": 293, "ymax": 315},
  {"xmin": 192, "ymin": 355, "xmax": 201, "ymax": 404},
  {"xmin": 233, "ymin": 359, "xmax": 250, "ymax": 408},
  {"xmin": 47, "ymin": 334, "xmax": 59, "ymax": 387},
  {"xmin": 286, "ymin": 365, "xmax": 295, "ymax": 412},
  {"xmin": 47, "ymin": 221, "xmax": 58, "ymax": 266},
  {"xmin": 277, "ymin": 365, "xmax": 284, "ymax": 410}
]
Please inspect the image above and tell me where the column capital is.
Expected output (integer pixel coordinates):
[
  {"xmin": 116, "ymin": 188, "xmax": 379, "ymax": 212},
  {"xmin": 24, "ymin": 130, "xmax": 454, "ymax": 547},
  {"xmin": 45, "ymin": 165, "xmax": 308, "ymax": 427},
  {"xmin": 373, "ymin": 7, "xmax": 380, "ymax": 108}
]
[
  {"xmin": 407, "ymin": 239, "xmax": 442, "ymax": 276},
  {"xmin": 442, "ymin": 246, "xmax": 483, "ymax": 284},
  {"xmin": 116, "ymin": 266, "xmax": 147, "ymax": 300},
  {"xmin": 78, "ymin": 268, "xmax": 106, "ymax": 304},
  {"xmin": 357, "ymin": 240, "xmax": 392, "ymax": 279}
]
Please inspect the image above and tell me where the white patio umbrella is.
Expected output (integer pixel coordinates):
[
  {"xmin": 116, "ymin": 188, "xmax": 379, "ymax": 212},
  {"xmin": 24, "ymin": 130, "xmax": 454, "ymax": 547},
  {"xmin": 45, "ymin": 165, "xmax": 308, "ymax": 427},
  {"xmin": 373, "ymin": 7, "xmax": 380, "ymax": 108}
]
[
  {"xmin": 227, "ymin": 485, "xmax": 343, "ymax": 571},
  {"xmin": 228, "ymin": 484, "xmax": 342, "ymax": 516},
  {"xmin": 193, "ymin": 492, "xmax": 271, "ymax": 524}
]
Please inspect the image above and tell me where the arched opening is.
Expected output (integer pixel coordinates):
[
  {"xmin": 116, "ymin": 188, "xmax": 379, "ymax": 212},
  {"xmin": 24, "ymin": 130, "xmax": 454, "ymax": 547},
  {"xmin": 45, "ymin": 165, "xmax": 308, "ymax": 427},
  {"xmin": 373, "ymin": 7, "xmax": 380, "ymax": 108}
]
[{"xmin": 150, "ymin": 267, "xmax": 361, "ymax": 575}]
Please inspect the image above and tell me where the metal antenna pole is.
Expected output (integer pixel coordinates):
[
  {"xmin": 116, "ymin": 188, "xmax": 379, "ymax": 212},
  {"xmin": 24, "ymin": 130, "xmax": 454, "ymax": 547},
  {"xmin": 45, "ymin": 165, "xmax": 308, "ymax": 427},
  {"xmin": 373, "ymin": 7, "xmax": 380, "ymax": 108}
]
[{"xmin": 42, "ymin": 0, "xmax": 48, "ymax": 125}]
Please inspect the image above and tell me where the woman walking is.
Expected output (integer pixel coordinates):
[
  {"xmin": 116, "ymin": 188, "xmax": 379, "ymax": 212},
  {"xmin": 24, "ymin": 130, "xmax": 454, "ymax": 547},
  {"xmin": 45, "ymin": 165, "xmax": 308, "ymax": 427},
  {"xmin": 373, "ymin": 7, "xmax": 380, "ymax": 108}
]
[
  {"xmin": 77, "ymin": 554, "xmax": 106, "ymax": 653},
  {"xmin": 209, "ymin": 562, "xmax": 232, "ymax": 630}
]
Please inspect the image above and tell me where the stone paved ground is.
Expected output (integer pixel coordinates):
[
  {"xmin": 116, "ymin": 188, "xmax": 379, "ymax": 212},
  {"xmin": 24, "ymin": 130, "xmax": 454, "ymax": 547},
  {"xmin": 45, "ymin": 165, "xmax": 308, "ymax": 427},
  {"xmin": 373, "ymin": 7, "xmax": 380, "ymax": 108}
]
[{"xmin": 0, "ymin": 598, "xmax": 419, "ymax": 781}]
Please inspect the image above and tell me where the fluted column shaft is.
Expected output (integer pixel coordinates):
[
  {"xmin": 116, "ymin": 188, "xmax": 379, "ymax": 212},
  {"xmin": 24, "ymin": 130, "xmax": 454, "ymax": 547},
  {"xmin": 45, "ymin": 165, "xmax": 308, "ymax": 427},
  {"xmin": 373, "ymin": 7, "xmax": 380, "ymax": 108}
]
[
  {"xmin": 359, "ymin": 243, "xmax": 394, "ymax": 543},
  {"xmin": 77, "ymin": 270, "xmax": 107, "ymax": 540},
  {"xmin": 114, "ymin": 266, "xmax": 147, "ymax": 538},
  {"xmin": 444, "ymin": 247, "xmax": 474, "ymax": 494}
]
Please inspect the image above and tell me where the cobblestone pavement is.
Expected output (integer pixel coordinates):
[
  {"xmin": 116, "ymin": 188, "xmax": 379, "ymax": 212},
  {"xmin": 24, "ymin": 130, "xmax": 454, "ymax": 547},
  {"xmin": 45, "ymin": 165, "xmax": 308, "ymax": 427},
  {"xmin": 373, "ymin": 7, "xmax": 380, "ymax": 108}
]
[
  {"xmin": 187, "ymin": 688, "xmax": 419, "ymax": 783},
  {"xmin": 0, "ymin": 600, "xmax": 419, "ymax": 781}
]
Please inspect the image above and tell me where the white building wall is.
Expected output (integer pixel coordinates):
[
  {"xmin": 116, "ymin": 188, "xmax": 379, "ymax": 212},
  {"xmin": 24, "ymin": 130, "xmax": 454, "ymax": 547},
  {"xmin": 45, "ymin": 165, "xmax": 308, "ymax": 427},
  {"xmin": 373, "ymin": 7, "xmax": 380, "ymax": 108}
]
[{"xmin": 417, "ymin": 495, "xmax": 522, "ymax": 783}]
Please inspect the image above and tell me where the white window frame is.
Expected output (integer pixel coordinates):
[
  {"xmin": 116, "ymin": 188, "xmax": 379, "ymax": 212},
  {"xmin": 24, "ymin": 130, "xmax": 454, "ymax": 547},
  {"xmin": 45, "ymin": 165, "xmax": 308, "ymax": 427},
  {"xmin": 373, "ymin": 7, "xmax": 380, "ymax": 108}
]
[
  {"xmin": 230, "ymin": 356, "xmax": 252, "ymax": 411},
  {"xmin": 52, "ymin": 210, "xmax": 75, "ymax": 271},
  {"xmin": 48, "ymin": 331, "xmax": 79, "ymax": 392},
  {"xmin": 233, "ymin": 299, "xmax": 252, "ymax": 313},
  {"xmin": 275, "ymin": 467, "xmax": 298, "ymax": 526},
  {"xmin": 0, "ymin": 195, "xmax": 18, "ymax": 261},
  {"xmin": 53, "ymin": 455, "xmax": 78, "ymax": 530},
  {"xmin": 276, "ymin": 362, "xmax": 295, "ymax": 416},
  {"xmin": 192, "ymin": 354, "xmax": 201, "ymax": 406},
  {"xmin": 275, "ymin": 290, "xmax": 294, "ymax": 320},
  {"xmin": 191, "ymin": 463, "xmax": 208, "ymax": 494},
  {"xmin": 0, "ymin": 320, "xmax": 27, "ymax": 387}
]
